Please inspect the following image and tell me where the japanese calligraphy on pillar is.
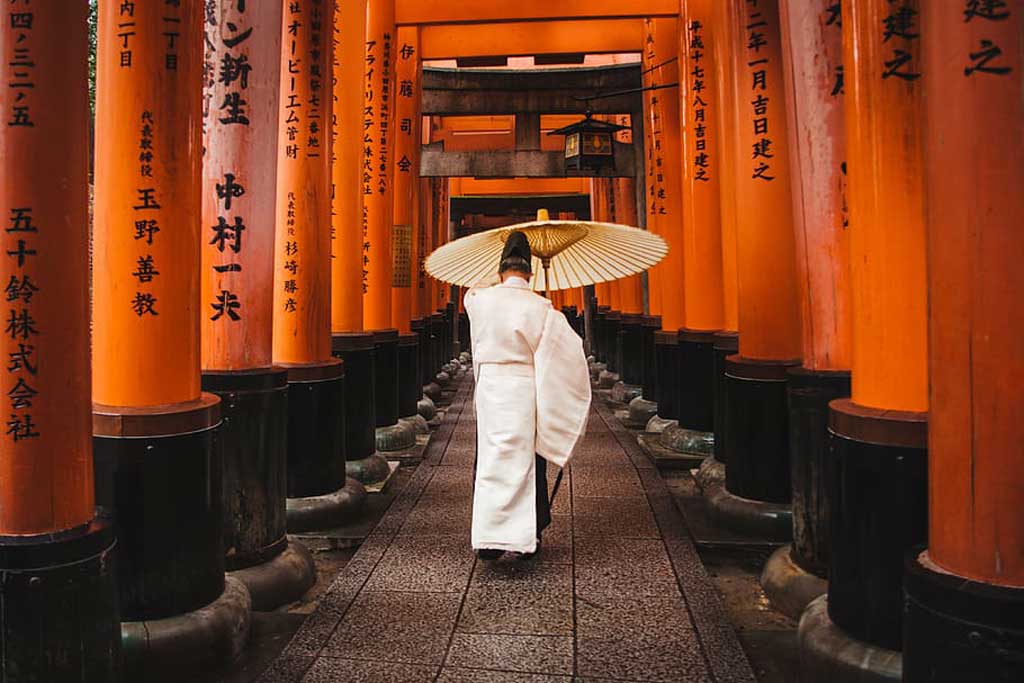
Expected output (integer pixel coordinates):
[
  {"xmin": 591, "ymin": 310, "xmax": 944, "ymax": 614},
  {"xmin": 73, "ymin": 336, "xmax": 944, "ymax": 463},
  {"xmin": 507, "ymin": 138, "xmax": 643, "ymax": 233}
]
[
  {"xmin": 688, "ymin": 19, "xmax": 711, "ymax": 181},
  {"xmin": 880, "ymin": 0, "xmax": 920, "ymax": 81},
  {"xmin": 392, "ymin": 30, "xmax": 419, "ymax": 291},
  {"xmin": 746, "ymin": 0, "xmax": 778, "ymax": 182},
  {"xmin": 962, "ymin": 0, "xmax": 1013, "ymax": 77},
  {"xmin": 643, "ymin": 23, "xmax": 667, "ymax": 218}
]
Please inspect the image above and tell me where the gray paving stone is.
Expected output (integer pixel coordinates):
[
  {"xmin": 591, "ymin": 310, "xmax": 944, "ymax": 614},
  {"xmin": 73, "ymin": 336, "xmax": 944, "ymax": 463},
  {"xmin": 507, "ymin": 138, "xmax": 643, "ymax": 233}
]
[
  {"xmin": 445, "ymin": 634, "xmax": 574, "ymax": 676},
  {"xmin": 539, "ymin": 514, "xmax": 573, "ymax": 564},
  {"xmin": 302, "ymin": 658, "xmax": 437, "ymax": 682},
  {"xmin": 364, "ymin": 533, "xmax": 475, "ymax": 593},
  {"xmin": 571, "ymin": 466, "xmax": 645, "ymax": 498},
  {"xmin": 323, "ymin": 591, "xmax": 462, "ymax": 665},
  {"xmin": 575, "ymin": 538, "xmax": 681, "ymax": 599},
  {"xmin": 576, "ymin": 634, "xmax": 713, "ymax": 683},
  {"xmin": 458, "ymin": 561, "xmax": 573, "ymax": 636},
  {"xmin": 439, "ymin": 668, "xmax": 572, "ymax": 682},
  {"xmin": 573, "ymin": 496, "xmax": 659, "ymax": 539},
  {"xmin": 399, "ymin": 497, "xmax": 474, "ymax": 536}
]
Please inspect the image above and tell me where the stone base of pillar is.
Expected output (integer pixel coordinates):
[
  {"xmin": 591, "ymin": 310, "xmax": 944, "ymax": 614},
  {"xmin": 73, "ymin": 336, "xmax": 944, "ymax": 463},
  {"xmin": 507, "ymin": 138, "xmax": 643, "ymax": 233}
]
[
  {"xmin": 598, "ymin": 369, "xmax": 620, "ymax": 389},
  {"xmin": 122, "ymin": 576, "xmax": 251, "ymax": 678},
  {"xmin": 694, "ymin": 455, "xmax": 726, "ymax": 491},
  {"xmin": 660, "ymin": 423, "xmax": 714, "ymax": 457},
  {"xmin": 346, "ymin": 452, "xmax": 392, "ymax": 486},
  {"xmin": 417, "ymin": 395, "xmax": 437, "ymax": 421},
  {"xmin": 424, "ymin": 382, "xmax": 443, "ymax": 401},
  {"xmin": 646, "ymin": 415, "xmax": 677, "ymax": 434},
  {"xmin": 459, "ymin": 351, "xmax": 472, "ymax": 365},
  {"xmin": 401, "ymin": 414, "xmax": 431, "ymax": 436},
  {"xmin": 286, "ymin": 477, "xmax": 368, "ymax": 533},
  {"xmin": 828, "ymin": 399, "xmax": 927, "ymax": 653},
  {"xmin": 376, "ymin": 421, "xmax": 417, "ymax": 452},
  {"xmin": 589, "ymin": 361, "xmax": 606, "ymax": 382},
  {"xmin": 798, "ymin": 595, "xmax": 901, "ymax": 683},
  {"xmin": 228, "ymin": 541, "xmax": 316, "ymax": 612},
  {"xmin": 624, "ymin": 396, "xmax": 658, "ymax": 429},
  {"xmin": 0, "ymin": 518, "xmax": 121, "ymax": 682},
  {"xmin": 610, "ymin": 381, "xmax": 642, "ymax": 404},
  {"xmin": 435, "ymin": 371, "xmax": 451, "ymax": 388},
  {"xmin": 761, "ymin": 544, "xmax": 827, "ymax": 621},
  {"xmin": 903, "ymin": 550, "xmax": 1024, "ymax": 682},
  {"xmin": 705, "ymin": 484, "xmax": 793, "ymax": 542}
]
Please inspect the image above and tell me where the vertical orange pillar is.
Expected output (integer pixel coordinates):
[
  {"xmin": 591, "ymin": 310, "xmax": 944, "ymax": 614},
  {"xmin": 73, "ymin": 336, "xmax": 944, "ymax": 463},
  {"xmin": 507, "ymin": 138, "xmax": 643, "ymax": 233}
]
[
  {"xmin": 274, "ymin": 0, "xmax": 361, "ymax": 520},
  {"xmin": 391, "ymin": 27, "xmax": 424, "ymax": 426},
  {"xmin": 612, "ymin": 177, "xmax": 644, "ymax": 315},
  {"xmin": 332, "ymin": 0, "xmax": 390, "ymax": 488},
  {"xmin": 906, "ymin": 6, "xmax": 1024, "ymax": 678},
  {"xmin": 666, "ymin": 0, "xmax": 727, "ymax": 451},
  {"xmin": 807, "ymin": 0, "xmax": 928, "ymax": 659},
  {"xmin": 202, "ymin": 0, "xmax": 313, "ymax": 600},
  {"xmin": 331, "ymin": 0, "xmax": 367, "ymax": 334},
  {"xmin": 762, "ymin": 0, "xmax": 852, "ymax": 614},
  {"xmin": 0, "ymin": 4, "xmax": 120, "ymax": 676},
  {"xmin": 710, "ymin": 0, "xmax": 802, "ymax": 528},
  {"xmin": 94, "ymin": 0, "xmax": 247, "ymax": 658},
  {"xmin": 363, "ymin": 0, "xmax": 396, "ymax": 331}
]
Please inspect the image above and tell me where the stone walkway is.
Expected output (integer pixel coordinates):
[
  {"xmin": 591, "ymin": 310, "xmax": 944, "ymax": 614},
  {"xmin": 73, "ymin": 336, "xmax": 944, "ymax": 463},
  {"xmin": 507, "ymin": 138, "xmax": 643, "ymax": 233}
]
[{"xmin": 258, "ymin": 382, "xmax": 756, "ymax": 683}]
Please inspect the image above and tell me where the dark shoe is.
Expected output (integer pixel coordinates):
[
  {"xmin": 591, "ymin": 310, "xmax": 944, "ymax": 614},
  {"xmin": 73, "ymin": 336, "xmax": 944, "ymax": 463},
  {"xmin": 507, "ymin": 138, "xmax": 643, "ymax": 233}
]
[{"xmin": 476, "ymin": 549, "xmax": 503, "ymax": 561}]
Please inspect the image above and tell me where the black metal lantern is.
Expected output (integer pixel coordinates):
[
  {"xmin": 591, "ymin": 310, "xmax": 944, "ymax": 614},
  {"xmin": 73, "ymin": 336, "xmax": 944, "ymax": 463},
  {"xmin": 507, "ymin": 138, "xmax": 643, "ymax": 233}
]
[{"xmin": 548, "ymin": 113, "xmax": 629, "ymax": 174}]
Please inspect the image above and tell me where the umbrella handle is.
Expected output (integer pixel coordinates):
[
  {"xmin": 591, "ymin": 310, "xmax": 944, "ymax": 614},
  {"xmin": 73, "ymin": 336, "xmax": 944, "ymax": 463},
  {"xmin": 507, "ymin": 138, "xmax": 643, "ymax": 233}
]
[{"xmin": 541, "ymin": 258, "xmax": 551, "ymax": 298}]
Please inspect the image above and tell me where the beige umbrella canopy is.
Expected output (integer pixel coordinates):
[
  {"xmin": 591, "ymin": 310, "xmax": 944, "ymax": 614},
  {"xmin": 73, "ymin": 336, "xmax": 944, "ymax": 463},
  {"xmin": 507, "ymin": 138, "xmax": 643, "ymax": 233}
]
[{"xmin": 425, "ymin": 219, "xmax": 668, "ymax": 292}]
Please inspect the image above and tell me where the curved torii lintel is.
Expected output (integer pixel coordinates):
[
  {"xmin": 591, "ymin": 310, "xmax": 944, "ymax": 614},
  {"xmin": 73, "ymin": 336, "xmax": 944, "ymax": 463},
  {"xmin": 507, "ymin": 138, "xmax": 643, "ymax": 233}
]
[{"xmin": 397, "ymin": 0, "xmax": 678, "ymax": 27}]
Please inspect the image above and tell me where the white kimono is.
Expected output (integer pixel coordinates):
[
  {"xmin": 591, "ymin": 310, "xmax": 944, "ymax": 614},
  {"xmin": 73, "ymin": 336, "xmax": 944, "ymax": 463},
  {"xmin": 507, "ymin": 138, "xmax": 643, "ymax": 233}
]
[{"xmin": 465, "ymin": 277, "xmax": 592, "ymax": 553}]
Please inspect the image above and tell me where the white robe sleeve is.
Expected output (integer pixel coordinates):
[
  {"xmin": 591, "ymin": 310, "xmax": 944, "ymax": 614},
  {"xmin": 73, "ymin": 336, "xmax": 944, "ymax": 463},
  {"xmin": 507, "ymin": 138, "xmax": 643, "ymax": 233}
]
[{"xmin": 534, "ymin": 308, "xmax": 591, "ymax": 467}]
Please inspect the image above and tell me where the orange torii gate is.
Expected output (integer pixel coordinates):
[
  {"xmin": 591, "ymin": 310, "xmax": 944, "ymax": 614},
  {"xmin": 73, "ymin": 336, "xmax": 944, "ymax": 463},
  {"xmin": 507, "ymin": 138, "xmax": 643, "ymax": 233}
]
[{"xmin": 0, "ymin": 4, "xmax": 120, "ymax": 679}]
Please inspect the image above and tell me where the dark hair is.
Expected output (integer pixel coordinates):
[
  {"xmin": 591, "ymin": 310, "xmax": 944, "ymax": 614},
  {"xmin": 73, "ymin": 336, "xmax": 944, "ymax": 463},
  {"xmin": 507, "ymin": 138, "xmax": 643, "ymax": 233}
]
[{"xmin": 498, "ymin": 255, "xmax": 532, "ymax": 275}]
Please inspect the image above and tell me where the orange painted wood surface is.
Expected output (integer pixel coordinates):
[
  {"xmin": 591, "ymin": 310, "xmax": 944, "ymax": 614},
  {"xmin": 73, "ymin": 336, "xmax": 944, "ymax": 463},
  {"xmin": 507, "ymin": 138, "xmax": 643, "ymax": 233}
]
[
  {"xmin": 0, "ymin": 1, "xmax": 95, "ymax": 534},
  {"xmin": 729, "ymin": 0, "xmax": 802, "ymax": 361},
  {"xmin": 273, "ymin": 0, "xmax": 334, "ymax": 365},
  {"xmin": 843, "ymin": 0, "xmax": 927, "ymax": 411},
  {"xmin": 712, "ymin": 0, "xmax": 740, "ymax": 332},
  {"xmin": 332, "ymin": 0, "xmax": 368, "ymax": 333},
  {"xmin": 395, "ymin": 0, "xmax": 678, "ymax": 26},
  {"xmin": 642, "ymin": 18, "xmax": 685, "ymax": 331},
  {"xmin": 202, "ymin": 0, "xmax": 282, "ymax": 372},
  {"xmin": 611, "ymin": 178, "xmax": 644, "ymax": 315},
  {"xmin": 923, "ymin": 3, "xmax": 1023, "ymax": 587},
  {"xmin": 390, "ymin": 26, "xmax": 420, "ymax": 333},
  {"xmin": 419, "ymin": 19, "xmax": 643, "ymax": 61},
  {"xmin": 779, "ymin": 0, "xmax": 851, "ymax": 372},
  {"xmin": 679, "ymin": 0, "xmax": 725, "ymax": 333},
  {"xmin": 363, "ymin": 0, "xmax": 397, "ymax": 330},
  {"xmin": 94, "ymin": 0, "xmax": 203, "ymax": 406}
]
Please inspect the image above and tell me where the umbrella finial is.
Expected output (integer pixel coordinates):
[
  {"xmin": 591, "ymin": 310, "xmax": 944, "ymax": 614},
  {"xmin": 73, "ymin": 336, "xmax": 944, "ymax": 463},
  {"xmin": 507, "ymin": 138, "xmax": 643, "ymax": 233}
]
[{"xmin": 536, "ymin": 208, "xmax": 550, "ymax": 221}]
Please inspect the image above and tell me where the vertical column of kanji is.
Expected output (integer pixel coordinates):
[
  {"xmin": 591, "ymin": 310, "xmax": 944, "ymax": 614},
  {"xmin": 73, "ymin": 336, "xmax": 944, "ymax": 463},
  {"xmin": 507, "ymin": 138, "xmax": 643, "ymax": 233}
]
[
  {"xmin": 704, "ymin": 0, "xmax": 802, "ymax": 541},
  {"xmin": 93, "ymin": 0, "xmax": 251, "ymax": 672},
  {"xmin": 200, "ymin": 0, "xmax": 315, "ymax": 611},
  {"xmin": 664, "ymin": 0, "xmax": 727, "ymax": 459},
  {"xmin": 642, "ymin": 18, "xmax": 688, "ymax": 436},
  {"xmin": 274, "ymin": 0, "xmax": 366, "ymax": 533},
  {"xmin": 761, "ymin": 0, "xmax": 851, "ymax": 621},
  {"xmin": 799, "ymin": 0, "xmax": 928, "ymax": 673},
  {"xmin": 331, "ymin": 0, "xmax": 389, "ymax": 489},
  {"xmin": 363, "ymin": 0, "xmax": 413, "ymax": 454},
  {"xmin": 0, "ymin": 4, "xmax": 120, "ymax": 680},
  {"xmin": 905, "ymin": 6, "xmax": 1023, "ymax": 680},
  {"xmin": 639, "ymin": 36, "xmax": 663, "ymax": 322},
  {"xmin": 391, "ymin": 27, "xmax": 426, "ymax": 434},
  {"xmin": 702, "ymin": 0, "xmax": 741, "ymax": 487}
]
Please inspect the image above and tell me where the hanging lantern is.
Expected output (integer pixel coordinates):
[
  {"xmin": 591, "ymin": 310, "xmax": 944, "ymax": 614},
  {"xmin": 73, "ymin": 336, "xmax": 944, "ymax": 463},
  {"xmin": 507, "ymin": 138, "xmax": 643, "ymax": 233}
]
[{"xmin": 548, "ymin": 113, "xmax": 629, "ymax": 174}]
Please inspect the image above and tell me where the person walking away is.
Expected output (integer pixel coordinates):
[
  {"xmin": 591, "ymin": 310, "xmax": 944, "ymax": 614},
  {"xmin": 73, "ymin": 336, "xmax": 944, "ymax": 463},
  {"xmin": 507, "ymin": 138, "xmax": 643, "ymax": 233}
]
[{"xmin": 464, "ymin": 231, "xmax": 591, "ymax": 560}]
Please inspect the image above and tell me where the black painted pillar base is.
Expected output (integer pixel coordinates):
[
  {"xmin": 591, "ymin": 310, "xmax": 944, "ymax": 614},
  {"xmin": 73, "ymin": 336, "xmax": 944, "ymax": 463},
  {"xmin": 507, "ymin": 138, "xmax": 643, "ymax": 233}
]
[
  {"xmin": 603, "ymin": 311, "xmax": 622, "ymax": 375},
  {"xmin": 0, "ymin": 518, "xmax": 122, "ymax": 682},
  {"xmin": 281, "ymin": 360, "xmax": 366, "ymax": 532},
  {"xmin": 712, "ymin": 332, "xmax": 738, "ymax": 463},
  {"xmin": 647, "ymin": 330, "xmax": 682, "ymax": 434},
  {"xmin": 825, "ymin": 399, "xmax": 927, "ymax": 651},
  {"xmin": 904, "ymin": 550, "xmax": 1024, "ymax": 682},
  {"xmin": 708, "ymin": 355, "xmax": 798, "ymax": 541},
  {"xmin": 93, "ymin": 396, "xmax": 251, "ymax": 673},
  {"xmin": 617, "ymin": 314, "xmax": 645, "ymax": 387},
  {"xmin": 201, "ymin": 368, "xmax": 314, "ymax": 611},
  {"xmin": 373, "ymin": 329, "xmax": 416, "ymax": 452},
  {"xmin": 332, "ymin": 333, "xmax": 390, "ymax": 486},
  {"xmin": 398, "ymin": 333, "xmax": 429, "ymax": 435},
  {"xmin": 661, "ymin": 329, "xmax": 718, "ymax": 457},
  {"xmin": 640, "ymin": 316, "xmax": 661, "ymax": 405}
]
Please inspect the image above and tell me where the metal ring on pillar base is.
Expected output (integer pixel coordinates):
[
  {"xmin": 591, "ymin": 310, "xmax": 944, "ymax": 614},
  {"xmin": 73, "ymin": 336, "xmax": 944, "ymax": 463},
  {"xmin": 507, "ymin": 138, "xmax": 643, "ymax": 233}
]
[
  {"xmin": 0, "ymin": 517, "xmax": 121, "ymax": 682},
  {"xmin": 121, "ymin": 576, "xmax": 252, "ymax": 679},
  {"xmin": 346, "ymin": 452, "xmax": 392, "ymax": 486},
  {"xmin": 761, "ymin": 544, "xmax": 828, "ymax": 621},
  {"xmin": 694, "ymin": 455, "xmax": 726, "ymax": 491},
  {"xmin": 424, "ymin": 382, "xmax": 443, "ymax": 402},
  {"xmin": 625, "ymin": 396, "xmax": 658, "ymax": 429},
  {"xmin": 418, "ymin": 395, "xmax": 437, "ymax": 422},
  {"xmin": 435, "ymin": 371, "xmax": 451, "ymax": 388},
  {"xmin": 660, "ymin": 422, "xmax": 715, "ymax": 457},
  {"xmin": 376, "ymin": 420, "xmax": 417, "ymax": 452},
  {"xmin": 286, "ymin": 478, "xmax": 368, "ymax": 533},
  {"xmin": 589, "ymin": 362, "xmax": 607, "ymax": 382},
  {"xmin": 610, "ymin": 381, "xmax": 642, "ymax": 405},
  {"xmin": 228, "ymin": 541, "xmax": 316, "ymax": 612},
  {"xmin": 798, "ymin": 595, "xmax": 901, "ymax": 683},
  {"xmin": 646, "ymin": 415, "xmax": 678, "ymax": 434},
  {"xmin": 598, "ymin": 370, "xmax": 620, "ymax": 390},
  {"xmin": 705, "ymin": 484, "xmax": 793, "ymax": 542},
  {"xmin": 201, "ymin": 367, "xmax": 289, "ymax": 574},
  {"xmin": 401, "ymin": 414, "xmax": 431, "ymax": 436},
  {"xmin": 903, "ymin": 549, "xmax": 1024, "ymax": 682}
]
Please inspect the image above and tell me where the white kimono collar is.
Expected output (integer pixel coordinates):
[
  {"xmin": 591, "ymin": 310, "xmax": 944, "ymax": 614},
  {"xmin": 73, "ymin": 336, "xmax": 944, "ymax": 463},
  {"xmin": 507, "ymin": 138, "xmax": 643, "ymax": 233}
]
[{"xmin": 501, "ymin": 276, "xmax": 531, "ymax": 290}]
